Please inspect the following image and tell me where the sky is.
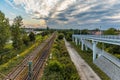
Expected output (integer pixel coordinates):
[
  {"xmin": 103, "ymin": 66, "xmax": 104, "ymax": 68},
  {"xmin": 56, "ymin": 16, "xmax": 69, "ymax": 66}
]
[{"xmin": 0, "ymin": 0, "xmax": 120, "ymax": 30}]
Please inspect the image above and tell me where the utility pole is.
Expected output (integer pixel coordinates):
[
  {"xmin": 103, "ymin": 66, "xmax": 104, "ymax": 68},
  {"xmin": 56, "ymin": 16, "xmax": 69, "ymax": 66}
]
[{"xmin": 28, "ymin": 61, "xmax": 33, "ymax": 80}]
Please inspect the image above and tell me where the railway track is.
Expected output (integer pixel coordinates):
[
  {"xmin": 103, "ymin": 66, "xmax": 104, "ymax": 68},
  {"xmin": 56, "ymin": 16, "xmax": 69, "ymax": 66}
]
[
  {"xmin": 23, "ymin": 33, "xmax": 56, "ymax": 80},
  {"xmin": 4, "ymin": 32, "xmax": 56, "ymax": 80}
]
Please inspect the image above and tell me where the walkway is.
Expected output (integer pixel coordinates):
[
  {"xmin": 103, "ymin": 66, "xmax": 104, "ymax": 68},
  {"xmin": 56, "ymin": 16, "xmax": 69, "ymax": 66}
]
[{"xmin": 64, "ymin": 39, "xmax": 101, "ymax": 80}]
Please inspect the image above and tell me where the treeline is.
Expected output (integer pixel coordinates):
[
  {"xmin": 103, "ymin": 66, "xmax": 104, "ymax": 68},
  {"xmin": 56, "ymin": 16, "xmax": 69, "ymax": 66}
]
[
  {"xmin": 0, "ymin": 11, "xmax": 36, "ymax": 51},
  {"xmin": 42, "ymin": 34, "xmax": 80, "ymax": 80}
]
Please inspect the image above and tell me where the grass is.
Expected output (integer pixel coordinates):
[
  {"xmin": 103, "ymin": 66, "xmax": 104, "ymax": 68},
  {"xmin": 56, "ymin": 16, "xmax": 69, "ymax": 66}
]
[
  {"xmin": 4, "ymin": 43, "xmax": 13, "ymax": 49},
  {"xmin": 0, "ymin": 35, "xmax": 49, "ymax": 79},
  {"xmin": 97, "ymin": 43, "xmax": 120, "ymax": 59},
  {"xmin": 0, "ymin": 42, "xmax": 36, "ymax": 72},
  {"xmin": 114, "ymin": 54, "xmax": 120, "ymax": 59},
  {"xmin": 70, "ymin": 42, "xmax": 111, "ymax": 80}
]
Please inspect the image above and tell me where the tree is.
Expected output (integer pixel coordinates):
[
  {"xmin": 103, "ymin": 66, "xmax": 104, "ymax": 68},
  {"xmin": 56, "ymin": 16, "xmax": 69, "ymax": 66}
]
[
  {"xmin": 65, "ymin": 32, "xmax": 72, "ymax": 41},
  {"xmin": 48, "ymin": 60, "xmax": 63, "ymax": 72},
  {"xmin": 22, "ymin": 34, "xmax": 29, "ymax": 46},
  {"xmin": 103, "ymin": 28, "xmax": 117, "ymax": 35},
  {"xmin": 58, "ymin": 33, "xmax": 64, "ymax": 40},
  {"xmin": 46, "ymin": 26, "xmax": 49, "ymax": 30},
  {"xmin": 0, "ymin": 11, "xmax": 10, "ymax": 50},
  {"xmin": 11, "ymin": 16, "xmax": 23, "ymax": 49},
  {"xmin": 81, "ymin": 29, "xmax": 89, "ymax": 34},
  {"xmin": 29, "ymin": 32, "xmax": 35, "ymax": 42},
  {"xmin": 94, "ymin": 28, "xmax": 100, "ymax": 31}
]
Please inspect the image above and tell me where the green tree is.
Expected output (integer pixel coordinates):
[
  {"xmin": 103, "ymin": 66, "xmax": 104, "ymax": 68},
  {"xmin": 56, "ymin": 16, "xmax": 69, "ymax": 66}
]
[
  {"xmin": 46, "ymin": 26, "xmax": 49, "ymax": 30},
  {"xmin": 81, "ymin": 29, "xmax": 89, "ymax": 34},
  {"xmin": 0, "ymin": 11, "xmax": 10, "ymax": 50},
  {"xmin": 94, "ymin": 28, "xmax": 100, "ymax": 31},
  {"xmin": 22, "ymin": 34, "xmax": 29, "ymax": 46},
  {"xmin": 65, "ymin": 32, "xmax": 72, "ymax": 41},
  {"xmin": 11, "ymin": 16, "xmax": 23, "ymax": 49},
  {"xmin": 29, "ymin": 32, "xmax": 35, "ymax": 42},
  {"xmin": 58, "ymin": 33, "xmax": 64, "ymax": 40},
  {"xmin": 48, "ymin": 60, "xmax": 63, "ymax": 72},
  {"xmin": 103, "ymin": 28, "xmax": 117, "ymax": 35}
]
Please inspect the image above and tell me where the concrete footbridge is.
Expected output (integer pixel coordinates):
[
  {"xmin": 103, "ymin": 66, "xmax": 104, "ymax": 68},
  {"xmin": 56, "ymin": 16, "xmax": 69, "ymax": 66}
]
[{"xmin": 72, "ymin": 34, "xmax": 120, "ymax": 80}]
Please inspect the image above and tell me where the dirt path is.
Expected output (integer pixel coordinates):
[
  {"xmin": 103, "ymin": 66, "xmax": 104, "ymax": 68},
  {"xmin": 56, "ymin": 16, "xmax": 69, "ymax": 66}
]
[{"xmin": 64, "ymin": 39, "xmax": 101, "ymax": 80}]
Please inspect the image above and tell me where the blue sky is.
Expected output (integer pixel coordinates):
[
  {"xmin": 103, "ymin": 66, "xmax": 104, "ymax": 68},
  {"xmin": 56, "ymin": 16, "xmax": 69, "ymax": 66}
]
[{"xmin": 0, "ymin": 0, "xmax": 120, "ymax": 30}]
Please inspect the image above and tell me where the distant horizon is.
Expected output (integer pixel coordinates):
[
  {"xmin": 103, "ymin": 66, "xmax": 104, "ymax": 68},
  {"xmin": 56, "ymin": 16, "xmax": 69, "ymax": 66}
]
[{"xmin": 23, "ymin": 26, "xmax": 119, "ymax": 30}]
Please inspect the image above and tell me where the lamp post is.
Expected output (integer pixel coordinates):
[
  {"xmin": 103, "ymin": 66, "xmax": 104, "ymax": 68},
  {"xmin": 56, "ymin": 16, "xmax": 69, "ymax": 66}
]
[{"xmin": 99, "ymin": 26, "xmax": 102, "ymax": 35}]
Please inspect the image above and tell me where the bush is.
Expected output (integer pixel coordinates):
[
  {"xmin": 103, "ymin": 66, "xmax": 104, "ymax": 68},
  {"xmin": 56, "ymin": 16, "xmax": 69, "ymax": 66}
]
[
  {"xmin": 58, "ymin": 33, "xmax": 64, "ymax": 40},
  {"xmin": 42, "ymin": 39, "xmax": 80, "ymax": 80},
  {"xmin": 65, "ymin": 32, "xmax": 72, "ymax": 41},
  {"xmin": 22, "ymin": 34, "xmax": 30, "ymax": 46},
  {"xmin": 29, "ymin": 32, "xmax": 35, "ymax": 42},
  {"xmin": 48, "ymin": 60, "xmax": 63, "ymax": 72}
]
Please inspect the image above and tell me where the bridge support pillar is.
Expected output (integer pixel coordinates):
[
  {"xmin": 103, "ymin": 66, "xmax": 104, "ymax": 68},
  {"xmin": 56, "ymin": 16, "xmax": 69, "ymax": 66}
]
[
  {"xmin": 92, "ymin": 41, "xmax": 97, "ymax": 61},
  {"xmin": 75, "ymin": 38, "xmax": 78, "ymax": 45},
  {"xmin": 81, "ymin": 39, "xmax": 84, "ymax": 50},
  {"xmin": 85, "ymin": 45, "xmax": 88, "ymax": 51}
]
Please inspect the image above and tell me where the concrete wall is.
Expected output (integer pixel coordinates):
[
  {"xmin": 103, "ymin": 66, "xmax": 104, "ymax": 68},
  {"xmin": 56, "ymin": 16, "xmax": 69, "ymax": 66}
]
[{"xmin": 94, "ymin": 56, "xmax": 120, "ymax": 80}]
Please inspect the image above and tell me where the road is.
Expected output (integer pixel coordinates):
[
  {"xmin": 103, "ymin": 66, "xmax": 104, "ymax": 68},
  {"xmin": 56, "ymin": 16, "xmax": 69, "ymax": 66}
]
[{"xmin": 64, "ymin": 39, "xmax": 101, "ymax": 80}]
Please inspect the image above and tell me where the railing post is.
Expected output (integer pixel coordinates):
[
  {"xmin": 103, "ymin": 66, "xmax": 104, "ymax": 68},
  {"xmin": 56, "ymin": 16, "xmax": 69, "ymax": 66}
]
[{"xmin": 92, "ymin": 40, "xmax": 97, "ymax": 61}]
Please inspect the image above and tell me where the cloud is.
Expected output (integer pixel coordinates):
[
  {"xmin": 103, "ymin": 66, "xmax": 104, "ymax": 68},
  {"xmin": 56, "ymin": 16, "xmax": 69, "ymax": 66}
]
[
  {"xmin": 5, "ymin": 0, "xmax": 120, "ymax": 29},
  {"xmin": 9, "ymin": 0, "xmax": 59, "ymax": 18}
]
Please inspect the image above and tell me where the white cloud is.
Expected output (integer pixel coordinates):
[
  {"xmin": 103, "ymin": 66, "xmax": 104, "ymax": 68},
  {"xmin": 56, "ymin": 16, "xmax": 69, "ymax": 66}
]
[
  {"xmin": 5, "ymin": 0, "xmax": 120, "ymax": 29},
  {"xmin": 105, "ymin": 13, "xmax": 120, "ymax": 19},
  {"xmin": 6, "ymin": 0, "xmax": 77, "ymax": 19},
  {"xmin": 51, "ymin": 0, "xmax": 76, "ymax": 18},
  {"xmin": 9, "ymin": 0, "xmax": 61, "ymax": 18}
]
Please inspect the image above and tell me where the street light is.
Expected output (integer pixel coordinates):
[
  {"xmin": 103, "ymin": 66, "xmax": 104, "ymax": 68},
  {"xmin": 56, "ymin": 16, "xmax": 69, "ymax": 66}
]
[{"xmin": 99, "ymin": 26, "xmax": 102, "ymax": 35}]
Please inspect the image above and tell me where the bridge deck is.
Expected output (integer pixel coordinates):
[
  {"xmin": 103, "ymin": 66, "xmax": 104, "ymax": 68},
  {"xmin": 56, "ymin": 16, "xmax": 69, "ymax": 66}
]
[{"xmin": 73, "ymin": 35, "xmax": 120, "ymax": 45}]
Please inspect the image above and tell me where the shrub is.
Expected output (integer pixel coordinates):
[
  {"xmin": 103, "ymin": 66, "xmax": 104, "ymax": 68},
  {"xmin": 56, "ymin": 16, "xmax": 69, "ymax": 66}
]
[
  {"xmin": 48, "ymin": 60, "xmax": 63, "ymax": 72},
  {"xmin": 29, "ymin": 32, "xmax": 35, "ymax": 42},
  {"xmin": 58, "ymin": 33, "xmax": 64, "ymax": 40}
]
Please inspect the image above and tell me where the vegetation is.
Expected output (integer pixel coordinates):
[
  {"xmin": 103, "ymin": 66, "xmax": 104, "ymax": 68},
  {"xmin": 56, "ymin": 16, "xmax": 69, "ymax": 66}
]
[
  {"xmin": 0, "ymin": 34, "xmax": 49, "ymax": 79},
  {"xmin": 103, "ymin": 28, "xmax": 118, "ymax": 35},
  {"xmin": 22, "ymin": 34, "xmax": 30, "ymax": 46},
  {"xmin": 58, "ymin": 33, "xmax": 64, "ymax": 40},
  {"xmin": 0, "ymin": 11, "xmax": 10, "ymax": 50},
  {"xmin": 97, "ymin": 43, "xmax": 120, "ymax": 59},
  {"xmin": 29, "ymin": 32, "xmax": 35, "ymax": 42},
  {"xmin": 11, "ymin": 16, "xmax": 23, "ymax": 49},
  {"xmin": 80, "ymin": 29, "xmax": 89, "ymax": 34},
  {"xmin": 42, "ymin": 35, "xmax": 80, "ymax": 80},
  {"xmin": 57, "ymin": 29, "xmax": 73, "ymax": 41},
  {"xmin": 0, "ymin": 12, "xmax": 52, "ymax": 79}
]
